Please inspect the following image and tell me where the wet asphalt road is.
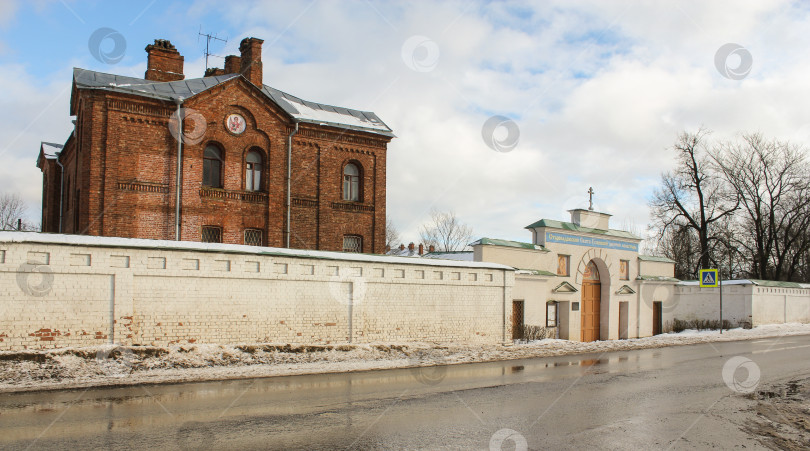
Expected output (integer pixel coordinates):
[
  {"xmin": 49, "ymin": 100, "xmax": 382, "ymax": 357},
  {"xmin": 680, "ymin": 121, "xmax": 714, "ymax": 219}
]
[{"xmin": 2, "ymin": 335, "xmax": 810, "ymax": 450}]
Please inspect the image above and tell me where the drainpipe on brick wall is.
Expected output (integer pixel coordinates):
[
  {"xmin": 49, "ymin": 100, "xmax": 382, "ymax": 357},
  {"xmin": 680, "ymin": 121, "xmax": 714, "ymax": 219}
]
[
  {"xmin": 285, "ymin": 121, "xmax": 299, "ymax": 248},
  {"xmin": 174, "ymin": 97, "xmax": 183, "ymax": 240},
  {"xmin": 56, "ymin": 156, "xmax": 64, "ymax": 233}
]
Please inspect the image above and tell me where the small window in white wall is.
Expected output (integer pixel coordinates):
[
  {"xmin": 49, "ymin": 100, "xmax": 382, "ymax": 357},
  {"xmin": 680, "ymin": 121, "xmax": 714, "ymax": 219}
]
[
  {"xmin": 620, "ymin": 260, "xmax": 629, "ymax": 280},
  {"xmin": 546, "ymin": 301, "xmax": 557, "ymax": 327},
  {"xmin": 557, "ymin": 255, "xmax": 570, "ymax": 276}
]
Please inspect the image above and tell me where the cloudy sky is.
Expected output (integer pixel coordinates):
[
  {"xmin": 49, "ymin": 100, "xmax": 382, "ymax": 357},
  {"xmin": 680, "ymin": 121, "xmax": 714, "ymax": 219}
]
[{"xmin": 2, "ymin": 0, "xmax": 809, "ymax": 246}]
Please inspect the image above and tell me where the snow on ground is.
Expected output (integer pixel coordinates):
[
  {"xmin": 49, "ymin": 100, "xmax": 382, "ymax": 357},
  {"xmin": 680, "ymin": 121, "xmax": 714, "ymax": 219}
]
[{"xmin": 2, "ymin": 323, "xmax": 809, "ymax": 393}]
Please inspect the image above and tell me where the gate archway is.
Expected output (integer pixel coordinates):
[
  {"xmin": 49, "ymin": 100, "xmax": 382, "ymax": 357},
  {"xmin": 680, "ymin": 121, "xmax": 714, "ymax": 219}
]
[{"xmin": 580, "ymin": 260, "xmax": 601, "ymax": 342}]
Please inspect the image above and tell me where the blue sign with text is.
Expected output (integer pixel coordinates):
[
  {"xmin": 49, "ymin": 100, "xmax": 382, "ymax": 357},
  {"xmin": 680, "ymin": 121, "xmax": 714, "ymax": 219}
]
[{"xmin": 545, "ymin": 232, "xmax": 638, "ymax": 252}]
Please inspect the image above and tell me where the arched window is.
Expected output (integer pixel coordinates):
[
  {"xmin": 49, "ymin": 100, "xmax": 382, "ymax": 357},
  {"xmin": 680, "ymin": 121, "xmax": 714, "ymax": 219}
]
[
  {"xmin": 245, "ymin": 150, "xmax": 263, "ymax": 191},
  {"xmin": 342, "ymin": 163, "xmax": 360, "ymax": 201},
  {"xmin": 203, "ymin": 145, "xmax": 222, "ymax": 188}
]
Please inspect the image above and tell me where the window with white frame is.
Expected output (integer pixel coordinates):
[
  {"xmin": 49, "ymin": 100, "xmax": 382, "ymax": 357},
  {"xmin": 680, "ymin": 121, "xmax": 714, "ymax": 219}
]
[
  {"xmin": 245, "ymin": 150, "xmax": 263, "ymax": 191},
  {"xmin": 342, "ymin": 163, "xmax": 360, "ymax": 201}
]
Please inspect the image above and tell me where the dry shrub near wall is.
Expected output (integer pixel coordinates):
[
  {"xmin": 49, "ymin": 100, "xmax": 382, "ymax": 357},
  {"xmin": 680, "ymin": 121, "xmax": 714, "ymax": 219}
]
[
  {"xmin": 668, "ymin": 318, "xmax": 753, "ymax": 333},
  {"xmin": 521, "ymin": 325, "xmax": 556, "ymax": 342}
]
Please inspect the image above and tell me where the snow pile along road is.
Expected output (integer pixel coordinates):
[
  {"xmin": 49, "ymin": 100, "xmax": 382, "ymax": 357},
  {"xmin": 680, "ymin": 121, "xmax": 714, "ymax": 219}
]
[{"xmin": 1, "ymin": 323, "xmax": 809, "ymax": 393}]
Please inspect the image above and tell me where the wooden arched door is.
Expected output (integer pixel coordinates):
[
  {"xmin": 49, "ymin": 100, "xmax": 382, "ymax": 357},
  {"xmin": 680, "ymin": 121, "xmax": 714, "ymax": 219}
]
[{"xmin": 581, "ymin": 260, "xmax": 601, "ymax": 342}]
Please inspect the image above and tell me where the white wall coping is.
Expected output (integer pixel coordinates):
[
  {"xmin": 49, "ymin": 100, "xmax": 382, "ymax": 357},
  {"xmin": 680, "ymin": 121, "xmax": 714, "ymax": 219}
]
[
  {"xmin": 0, "ymin": 232, "xmax": 514, "ymax": 271},
  {"xmin": 679, "ymin": 279, "xmax": 809, "ymax": 289}
]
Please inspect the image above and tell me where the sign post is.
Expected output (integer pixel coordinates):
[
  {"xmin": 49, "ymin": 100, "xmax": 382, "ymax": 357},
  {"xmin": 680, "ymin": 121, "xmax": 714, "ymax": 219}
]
[{"xmin": 700, "ymin": 269, "xmax": 721, "ymax": 333}]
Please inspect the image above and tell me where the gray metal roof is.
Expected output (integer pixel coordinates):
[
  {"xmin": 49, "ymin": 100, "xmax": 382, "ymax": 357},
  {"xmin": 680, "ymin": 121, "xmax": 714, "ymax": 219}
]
[
  {"xmin": 73, "ymin": 68, "xmax": 238, "ymax": 101},
  {"xmin": 72, "ymin": 68, "xmax": 394, "ymax": 138}
]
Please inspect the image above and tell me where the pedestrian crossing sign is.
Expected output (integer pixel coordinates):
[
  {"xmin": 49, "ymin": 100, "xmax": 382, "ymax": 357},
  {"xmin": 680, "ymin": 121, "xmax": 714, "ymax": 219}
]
[{"xmin": 699, "ymin": 269, "xmax": 719, "ymax": 288}]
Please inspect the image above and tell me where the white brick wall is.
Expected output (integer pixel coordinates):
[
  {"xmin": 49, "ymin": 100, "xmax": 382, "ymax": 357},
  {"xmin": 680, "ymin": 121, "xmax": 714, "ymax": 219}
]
[
  {"xmin": 668, "ymin": 284, "xmax": 810, "ymax": 329},
  {"xmin": 0, "ymin": 234, "xmax": 514, "ymax": 350}
]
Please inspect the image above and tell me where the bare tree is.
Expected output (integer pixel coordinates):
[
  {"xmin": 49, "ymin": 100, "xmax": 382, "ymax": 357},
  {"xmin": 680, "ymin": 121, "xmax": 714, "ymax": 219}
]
[
  {"xmin": 0, "ymin": 192, "xmax": 36, "ymax": 231},
  {"xmin": 385, "ymin": 218, "xmax": 400, "ymax": 250},
  {"xmin": 419, "ymin": 209, "xmax": 473, "ymax": 252},
  {"xmin": 651, "ymin": 223, "xmax": 700, "ymax": 280},
  {"xmin": 619, "ymin": 219, "xmax": 654, "ymax": 255},
  {"xmin": 649, "ymin": 129, "xmax": 738, "ymax": 278},
  {"xmin": 713, "ymin": 134, "xmax": 810, "ymax": 280}
]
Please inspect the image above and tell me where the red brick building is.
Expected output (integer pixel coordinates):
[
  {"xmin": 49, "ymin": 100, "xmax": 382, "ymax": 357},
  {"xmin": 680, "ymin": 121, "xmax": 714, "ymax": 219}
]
[{"xmin": 37, "ymin": 38, "xmax": 393, "ymax": 253}]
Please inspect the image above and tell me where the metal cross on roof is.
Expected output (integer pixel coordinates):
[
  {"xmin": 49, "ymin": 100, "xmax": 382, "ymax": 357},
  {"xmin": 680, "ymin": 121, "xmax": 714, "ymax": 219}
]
[{"xmin": 588, "ymin": 187, "xmax": 594, "ymax": 211}]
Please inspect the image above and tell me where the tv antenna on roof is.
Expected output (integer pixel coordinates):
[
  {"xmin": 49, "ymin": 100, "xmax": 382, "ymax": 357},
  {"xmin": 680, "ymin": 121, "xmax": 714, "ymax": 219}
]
[{"xmin": 198, "ymin": 26, "xmax": 227, "ymax": 70}]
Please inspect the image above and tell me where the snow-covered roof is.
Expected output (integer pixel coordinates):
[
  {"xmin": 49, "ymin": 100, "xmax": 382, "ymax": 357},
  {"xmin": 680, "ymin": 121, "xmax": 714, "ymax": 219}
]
[
  {"xmin": 385, "ymin": 247, "xmax": 423, "ymax": 258},
  {"xmin": 469, "ymin": 237, "xmax": 548, "ymax": 252},
  {"xmin": 0, "ymin": 232, "xmax": 511, "ymax": 270},
  {"xmin": 524, "ymin": 219, "xmax": 640, "ymax": 241},
  {"xmin": 262, "ymin": 85, "xmax": 393, "ymax": 136},
  {"xmin": 72, "ymin": 68, "xmax": 393, "ymax": 137},
  {"xmin": 422, "ymin": 251, "xmax": 474, "ymax": 262},
  {"xmin": 638, "ymin": 255, "xmax": 676, "ymax": 263},
  {"xmin": 40, "ymin": 142, "xmax": 63, "ymax": 159}
]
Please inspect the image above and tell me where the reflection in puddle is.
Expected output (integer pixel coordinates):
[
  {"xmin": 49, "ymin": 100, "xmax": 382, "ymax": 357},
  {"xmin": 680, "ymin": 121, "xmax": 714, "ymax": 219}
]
[
  {"xmin": 579, "ymin": 359, "xmax": 607, "ymax": 367},
  {"xmin": 510, "ymin": 366, "xmax": 524, "ymax": 373}
]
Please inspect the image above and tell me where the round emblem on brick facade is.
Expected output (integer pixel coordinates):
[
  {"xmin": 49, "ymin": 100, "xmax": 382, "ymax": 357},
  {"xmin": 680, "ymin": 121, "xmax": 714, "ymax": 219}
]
[{"xmin": 225, "ymin": 113, "xmax": 246, "ymax": 134}]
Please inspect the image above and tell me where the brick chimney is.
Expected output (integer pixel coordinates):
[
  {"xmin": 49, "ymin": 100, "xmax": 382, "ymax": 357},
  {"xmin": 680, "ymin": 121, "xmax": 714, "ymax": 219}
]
[
  {"xmin": 239, "ymin": 37, "xmax": 264, "ymax": 86},
  {"xmin": 418, "ymin": 244, "xmax": 424, "ymax": 255},
  {"xmin": 144, "ymin": 39, "xmax": 184, "ymax": 82},
  {"xmin": 399, "ymin": 244, "xmax": 405, "ymax": 251},
  {"xmin": 224, "ymin": 55, "xmax": 242, "ymax": 74},
  {"xmin": 428, "ymin": 245, "xmax": 435, "ymax": 253},
  {"xmin": 408, "ymin": 243, "xmax": 415, "ymax": 252}
]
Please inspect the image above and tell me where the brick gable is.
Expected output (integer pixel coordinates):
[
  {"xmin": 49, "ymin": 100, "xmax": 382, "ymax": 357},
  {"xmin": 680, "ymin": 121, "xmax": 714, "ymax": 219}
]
[{"xmin": 39, "ymin": 39, "xmax": 391, "ymax": 254}]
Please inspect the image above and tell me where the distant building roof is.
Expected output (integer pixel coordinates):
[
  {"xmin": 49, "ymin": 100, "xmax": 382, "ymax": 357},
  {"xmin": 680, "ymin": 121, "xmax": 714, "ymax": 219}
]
[
  {"xmin": 422, "ymin": 251, "xmax": 474, "ymax": 262},
  {"xmin": 385, "ymin": 247, "xmax": 423, "ymax": 258},
  {"xmin": 72, "ymin": 68, "xmax": 394, "ymax": 138},
  {"xmin": 469, "ymin": 237, "xmax": 549, "ymax": 251},
  {"xmin": 524, "ymin": 219, "xmax": 640, "ymax": 240}
]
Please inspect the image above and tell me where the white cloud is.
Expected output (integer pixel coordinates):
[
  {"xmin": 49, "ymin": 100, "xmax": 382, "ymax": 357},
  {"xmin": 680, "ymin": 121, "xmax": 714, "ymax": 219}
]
[{"xmin": 6, "ymin": 0, "xmax": 810, "ymax": 246}]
